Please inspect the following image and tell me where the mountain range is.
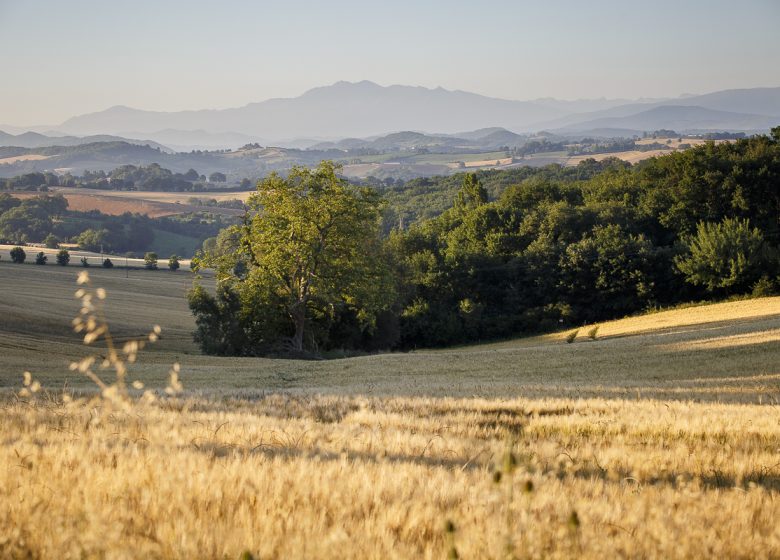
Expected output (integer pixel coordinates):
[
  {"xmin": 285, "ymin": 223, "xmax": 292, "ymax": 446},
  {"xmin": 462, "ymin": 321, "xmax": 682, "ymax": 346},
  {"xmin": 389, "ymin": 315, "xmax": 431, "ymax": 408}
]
[{"xmin": 2, "ymin": 82, "xmax": 779, "ymax": 151}]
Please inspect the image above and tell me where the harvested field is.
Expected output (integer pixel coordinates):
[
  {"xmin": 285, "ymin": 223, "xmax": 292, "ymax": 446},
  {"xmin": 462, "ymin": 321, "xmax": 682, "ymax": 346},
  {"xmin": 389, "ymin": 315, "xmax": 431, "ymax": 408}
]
[
  {"xmin": 11, "ymin": 189, "xmax": 245, "ymax": 218},
  {"xmin": 0, "ymin": 153, "xmax": 51, "ymax": 165}
]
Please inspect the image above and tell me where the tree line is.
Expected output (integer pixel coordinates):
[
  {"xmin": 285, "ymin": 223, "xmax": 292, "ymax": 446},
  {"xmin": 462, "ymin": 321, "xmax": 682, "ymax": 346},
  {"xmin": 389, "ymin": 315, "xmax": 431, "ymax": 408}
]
[
  {"xmin": 0, "ymin": 193, "xmax": 232, "ymax": 257},
  {"xmin": 188, "ymin": 129, "xmax": 780, "ymax": 355}
]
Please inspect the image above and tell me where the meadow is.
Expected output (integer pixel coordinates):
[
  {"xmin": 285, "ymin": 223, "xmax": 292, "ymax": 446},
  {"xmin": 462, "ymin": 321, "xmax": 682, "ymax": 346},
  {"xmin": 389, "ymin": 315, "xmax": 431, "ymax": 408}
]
[{"xmin": 1, "ymin": 264, "xmax": 779, "ymax": 558}]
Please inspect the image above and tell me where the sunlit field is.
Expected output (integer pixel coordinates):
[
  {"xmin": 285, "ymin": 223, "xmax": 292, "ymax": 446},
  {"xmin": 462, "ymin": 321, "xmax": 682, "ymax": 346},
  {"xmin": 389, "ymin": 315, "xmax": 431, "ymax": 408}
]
[{"xmin": 1, "ymin": 264, "xmax": 779, "ymax": 558}]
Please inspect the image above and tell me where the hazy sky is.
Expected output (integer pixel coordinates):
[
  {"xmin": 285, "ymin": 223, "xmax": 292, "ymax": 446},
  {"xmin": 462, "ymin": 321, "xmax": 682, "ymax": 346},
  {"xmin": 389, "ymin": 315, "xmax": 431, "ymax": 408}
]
[{"xmin": 1, "ymin": 0, "xmax": 778, "ymax": 126}]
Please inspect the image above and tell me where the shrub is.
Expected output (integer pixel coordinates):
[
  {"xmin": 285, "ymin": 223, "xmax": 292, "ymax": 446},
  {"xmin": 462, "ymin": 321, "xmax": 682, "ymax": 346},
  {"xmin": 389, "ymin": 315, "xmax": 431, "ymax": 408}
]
[
  {"xmin": 56, "ymin": 249, "xmax": 70, "ymax": 266},
  {"xmin": 565, "ymin": 329, "xmax": 579, "ymax": 343},
  {"xmin": 587, "ymin": 326, "xmax": 599, "ymax": 340},
  {"xmin": 102, "ymin": 258, "xmax": 114, "ymax": 269},
  {"xmin": 144, "ymin": 252, "xmax": 158, "ymax": 270},
  {"xmin": 675, "ymin": 218, "xmax": 768, "ymax": 293},
  {"xmin": 168, "ymin": 254, "xmax": 180, "ymax": 272},
  {"xmin": 80, "ymin": 257, "xmax": 90, "ymax": 267},
  {"xmin": 35, "ymin": 251, "xmax": 47, "ymax": 265},
  {"xmin": 44, "ymin": 233, "xmax": 59, "ymax": 249},
  {"xmin": 10, "ymin": 246, "xmax": 26, "ymax": 264},
  {"xmin": 752, "ymin": 275, "xmax": 778, "ymax": 297}
]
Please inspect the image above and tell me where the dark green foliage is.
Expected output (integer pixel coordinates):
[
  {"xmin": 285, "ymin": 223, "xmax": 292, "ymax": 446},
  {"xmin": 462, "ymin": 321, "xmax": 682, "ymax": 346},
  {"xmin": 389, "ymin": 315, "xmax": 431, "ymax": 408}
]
[
  {"xmin": 102, "ymin": 258, "xmax": 114, "ymax": 268},
  {"xmin": 675, "ymin": 218, "xmax": 771, "ymax": 293},
  {"xmin": 187, "ymin": 284, "xmax": 252, "ymax": 356},
  {"xmin": 188, "ymin": 131, "xmax": 780, "ymax": 354},
  {"xmin": 80, "ymin": 257, "xmax": 90, "ymax": 267},
  {"xmin": 387, "ymin": 132, "xmax": 780, "ymax": 348},
  {"xmin": 34, "ymin": 251, "xmax": 47, "ymax": 265},
  {"xmin": 168, "ymin": 254, "xmax": 180, "ymax": 271},
  {"xmin": 10, "ymin": 246, "xmax": 26, "ymax": 263},
  {"xmin": 56, "ymin": 249, "xmax": 70, "ymax": 266}
]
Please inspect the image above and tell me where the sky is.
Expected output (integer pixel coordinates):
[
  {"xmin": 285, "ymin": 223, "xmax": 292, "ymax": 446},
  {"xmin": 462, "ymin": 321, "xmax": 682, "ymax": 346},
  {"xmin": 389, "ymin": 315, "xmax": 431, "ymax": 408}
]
[{"xmin": 1, "ymin": 0, "xmax": 779, "ymax": 126}]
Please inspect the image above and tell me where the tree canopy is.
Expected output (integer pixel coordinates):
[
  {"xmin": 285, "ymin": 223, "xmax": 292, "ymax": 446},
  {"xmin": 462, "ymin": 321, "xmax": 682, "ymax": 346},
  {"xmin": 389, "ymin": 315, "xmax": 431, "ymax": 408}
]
[
  {"xmin": 189, "ymin": 131, "xmax": 780, "ymax": 355},
  {"xmin": 190, "ymin": 161, "xmax": 393, "ymax": 354}
]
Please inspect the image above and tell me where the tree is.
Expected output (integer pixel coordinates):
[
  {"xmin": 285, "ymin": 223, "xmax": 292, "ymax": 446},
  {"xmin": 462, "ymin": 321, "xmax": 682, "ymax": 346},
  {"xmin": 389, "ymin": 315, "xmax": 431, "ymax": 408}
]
[
  {"xmin": 209, "ymin": 172, "xmax": 227, "ymax": 183},
  {"xmin": 144, "ymin": 252, "xmax": 158, "ymax": 270},
  {"xmin": 168, "ymin": 254, "xmax": 180, "ymax": 271},
  {"xmin": 102, "ymin": 258, "xmax": 114, "ymax": 268},
  {"xmin": 191, "ymin": 161, "xmax": 392, "ymax": 354},
  {"xmin": 44, "ymin": 234, "xmax": 59, "ymax": 249},
  {"xmin": 455, "ymin": 173, "xmax": 488, "ymax": 210},
  {"xmin": 35, "ymin": 251, "xmax": 47, "ymax": 265},
  {"xmin": 675, "ymin": 217, "xmax": 768, "ymax": 293},
  {"xmin": 77, "ymin": 229, "xmax": 109, "ymax": 252},
  {"xmin": 10, "ymin": 246, "xmax": 26, "ymax": 264},
  {"xmin": 56, "ymin": 249, "xmax": 70, "ymax": 266},
  {"xmin": 183, "ymin": 168, "xmax": 200, "ymax": 181}
]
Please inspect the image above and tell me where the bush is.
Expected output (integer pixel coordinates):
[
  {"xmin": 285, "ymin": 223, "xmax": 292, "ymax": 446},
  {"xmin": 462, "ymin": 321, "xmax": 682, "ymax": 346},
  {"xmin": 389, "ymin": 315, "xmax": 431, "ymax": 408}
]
[
  {"xmin": 144, "ymin": 252, "xmax": 158, "ymax": 270},
  {"xmin": 168, "ymin": 254, "xmax": 180, "ymax": 272},
  {"xmin": 44, "ymin": 234, "xmax": 59, "ymax": 249},
  {"xmin": 35, "ymin": 251, "xmax": 47, "ymax": 265},
  {"xmin": 102, "ymin": 258, "xmax": 114, "ymax": 269},
  {"xmin": 80, "ymin": 257, "xmax": 90, "ymax": 267},
  {"xmin": 10, "ymin": 246, "xmax": 26, "ymax": 264},
  {"xmin": 56, "ymin": 249, "xmax": 70, "ymax": 266},
  {"xmin": 752, "ymin": 275, "xmax": 778, "ymax": 297},
  {"xmin": 675, "ymin": 218, "xmax": 768, "ymax": 294}
]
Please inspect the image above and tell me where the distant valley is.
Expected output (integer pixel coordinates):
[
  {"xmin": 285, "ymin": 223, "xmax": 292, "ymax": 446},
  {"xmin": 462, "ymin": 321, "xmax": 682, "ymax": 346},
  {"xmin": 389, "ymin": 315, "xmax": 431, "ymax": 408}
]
[{"xmin": 0, "ymin": 82, "xmax": 777, "ymax": 180}]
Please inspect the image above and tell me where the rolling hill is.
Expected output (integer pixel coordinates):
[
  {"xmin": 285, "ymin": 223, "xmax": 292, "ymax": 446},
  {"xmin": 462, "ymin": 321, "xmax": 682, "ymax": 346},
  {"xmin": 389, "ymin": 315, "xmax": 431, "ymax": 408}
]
[
  {"xmin": 0, "ymin": 130, "xmax": 171, "ymax": 151},
  {"xmin": 557, "ymin": 105, "xmax": 779, "ymax": 134}
]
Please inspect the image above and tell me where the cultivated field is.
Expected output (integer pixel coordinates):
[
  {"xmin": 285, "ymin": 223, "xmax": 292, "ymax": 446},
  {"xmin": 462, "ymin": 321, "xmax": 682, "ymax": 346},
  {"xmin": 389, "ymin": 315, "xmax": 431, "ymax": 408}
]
[
  {"xmin": 11, "ymin": 188, "xmax": 247, "ymax": 218},
  {"xmin": 0, "ymin": 153, "xmax": 51, "ymax": 165},
  {"xmin": 0, "ymin": 244, "xmax": 190, "ymax": 268},
  {"xmin": 1, "ymin": 264, "xmax": 779, "ymax": 558}
]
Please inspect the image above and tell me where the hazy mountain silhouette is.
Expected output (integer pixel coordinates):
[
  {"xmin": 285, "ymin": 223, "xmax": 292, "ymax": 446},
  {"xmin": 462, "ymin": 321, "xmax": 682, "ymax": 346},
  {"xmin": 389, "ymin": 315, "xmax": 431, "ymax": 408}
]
[
  {"xmin": 555, "ymin": 105, "xmax": 778, "ymax": 134},
  {"xmin": 0, "ymin": 130, "xmax": 171, "ymax": 151},
  {"xmin": 32, "ymin": 82, "xmax": 780, "ymax": 149},
  {"xmin": 58, "ymin": 81, "xmax": 566, "ymax": 140},
  {"xmin": 534, "ymin": 87, "xmax": 780, "ymax": 131}
]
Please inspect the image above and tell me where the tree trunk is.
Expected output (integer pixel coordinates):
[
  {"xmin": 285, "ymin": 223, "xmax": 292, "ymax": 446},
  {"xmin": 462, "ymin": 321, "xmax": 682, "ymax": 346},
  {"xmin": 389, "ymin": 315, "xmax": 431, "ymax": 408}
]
[{"xmin": 290, "ymin": 304, "xmax": 305, "ymax": 352}]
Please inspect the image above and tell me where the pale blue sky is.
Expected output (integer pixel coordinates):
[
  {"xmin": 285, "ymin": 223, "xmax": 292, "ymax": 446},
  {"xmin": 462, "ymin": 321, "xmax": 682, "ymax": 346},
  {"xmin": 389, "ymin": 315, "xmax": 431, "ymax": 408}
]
[{"xmin": 1, "ymin": 0, "xmax": 778, "ymax": 125}]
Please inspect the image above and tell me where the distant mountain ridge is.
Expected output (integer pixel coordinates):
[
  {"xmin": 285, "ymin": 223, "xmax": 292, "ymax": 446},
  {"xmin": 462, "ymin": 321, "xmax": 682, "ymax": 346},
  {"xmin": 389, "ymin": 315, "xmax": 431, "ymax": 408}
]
[
  {"xmin": 556, "ymin": 105, "xmax": 779, "ymax": 134},
  {"xmin": 0, "ymin": 130, "xmax": 171, "ymax": 152},
  {"xmin": 8, "ymin": 82, "xmax": 780, "ymax": 151},
  {"xmin": 57, "ymin": 81, "xmax": 568, "ymax": 140}
]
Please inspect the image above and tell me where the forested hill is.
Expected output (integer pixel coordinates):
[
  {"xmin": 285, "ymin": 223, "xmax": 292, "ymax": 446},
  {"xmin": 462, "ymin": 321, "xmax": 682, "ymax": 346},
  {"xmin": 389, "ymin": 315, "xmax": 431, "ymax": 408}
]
[
  {"xmin": 386, "ymin": 130, "xmax": 780, "ymax": 347},
  {"xmin": 193, "ymin": 130, "xmax": 780, "ymax": 354}
]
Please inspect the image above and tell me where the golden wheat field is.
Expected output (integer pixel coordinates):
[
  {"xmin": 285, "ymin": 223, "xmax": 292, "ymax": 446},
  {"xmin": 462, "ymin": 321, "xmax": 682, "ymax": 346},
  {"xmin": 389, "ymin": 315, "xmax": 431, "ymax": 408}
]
[{"xmin": 1, "ymin": 264, "xmax": 780, "ymax": 559}]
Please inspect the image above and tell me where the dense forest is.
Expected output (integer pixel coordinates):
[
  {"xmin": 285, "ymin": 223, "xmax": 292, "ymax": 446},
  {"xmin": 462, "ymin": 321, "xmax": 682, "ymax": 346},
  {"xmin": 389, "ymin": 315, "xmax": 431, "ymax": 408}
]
[{"xmin": 189, "ymin": 130, "xmax": 780, "ymax": 355}]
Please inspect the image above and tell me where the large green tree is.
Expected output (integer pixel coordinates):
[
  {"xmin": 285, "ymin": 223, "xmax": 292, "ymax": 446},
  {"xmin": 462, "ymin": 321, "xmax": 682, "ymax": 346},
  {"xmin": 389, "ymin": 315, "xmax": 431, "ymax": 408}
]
[{"xmin": 192, "ymin": 161, "xmax": 392, "ymax": 354}]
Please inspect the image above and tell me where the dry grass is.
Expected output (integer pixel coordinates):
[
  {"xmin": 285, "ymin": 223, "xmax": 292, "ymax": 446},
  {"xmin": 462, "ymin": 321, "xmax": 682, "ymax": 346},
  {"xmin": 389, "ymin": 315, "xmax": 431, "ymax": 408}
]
[
  {"xmin": 462, "ymin": 157, "xmax": 514, "ymax": 168},
  {"xmin": 0, "ymin": 154, "xmax": 51, "ymax": 165},
  {"xmin": 50, "ymin": 188, "xmax": 254, "ymax": 204},
  {"xmin": 1, "ymin": 265, "xmax": 780, "ymax": 558}
]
